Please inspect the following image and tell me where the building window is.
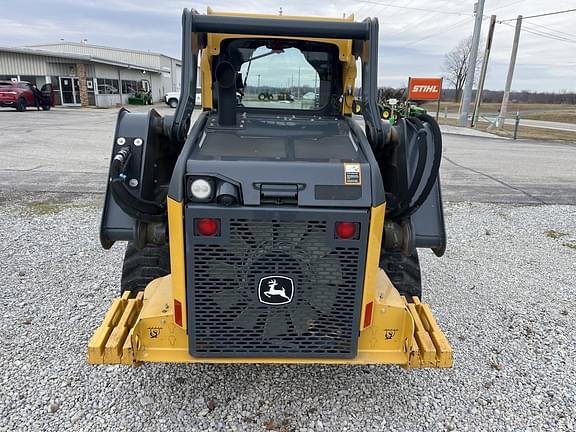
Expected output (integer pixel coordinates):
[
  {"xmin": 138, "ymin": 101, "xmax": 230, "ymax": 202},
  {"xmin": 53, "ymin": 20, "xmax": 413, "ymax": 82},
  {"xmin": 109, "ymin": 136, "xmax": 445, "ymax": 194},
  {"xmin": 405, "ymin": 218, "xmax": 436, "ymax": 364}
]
[
  {"xmin": 17, "ymin": 82, "xmax": 33, "ymax": 91},
  {"xmin": 121, "ymin": 80, "xmax": 139, "ymax": 94},
  {"xmin": 97, "ymin": 78, "xmax": 119, "ymax": 94},
  {"xmin": 19, "ymin": 76, "xmax": 38, "ymax": 85}
]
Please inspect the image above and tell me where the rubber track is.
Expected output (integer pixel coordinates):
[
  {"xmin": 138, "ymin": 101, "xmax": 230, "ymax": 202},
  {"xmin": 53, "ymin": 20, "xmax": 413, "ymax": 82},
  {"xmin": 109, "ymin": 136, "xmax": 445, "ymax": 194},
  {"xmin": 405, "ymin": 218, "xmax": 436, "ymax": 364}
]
[
  {"xmin": 120, "ymin": 242, "xmax": 170, "ymax": 294},
  {"xmin": 380, "ymin": 249, "xmax": 422, "ymax": 300}
]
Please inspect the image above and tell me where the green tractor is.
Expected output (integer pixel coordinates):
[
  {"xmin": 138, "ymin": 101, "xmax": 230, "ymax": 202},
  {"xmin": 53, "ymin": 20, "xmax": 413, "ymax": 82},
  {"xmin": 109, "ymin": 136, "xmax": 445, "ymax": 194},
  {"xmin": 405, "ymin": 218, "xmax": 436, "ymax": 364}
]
[
  {"xmin": 128, "ymin": 80, "xmax": 153, "ymax": 105},
  {"xmin": 128, "ymin": 90, "xmax": 153, "ymax": 105},
  {"xmin": 378, "ymin": 99, "xmax": 427, "ymax": 124}
]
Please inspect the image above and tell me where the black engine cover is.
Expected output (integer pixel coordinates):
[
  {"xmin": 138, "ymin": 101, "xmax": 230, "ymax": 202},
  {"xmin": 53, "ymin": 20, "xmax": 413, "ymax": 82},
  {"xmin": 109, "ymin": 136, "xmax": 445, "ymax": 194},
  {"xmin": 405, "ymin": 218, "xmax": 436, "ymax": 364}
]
[{"xmin": 185, "ymin": 205, "xmax": 369, "ymax": 358}]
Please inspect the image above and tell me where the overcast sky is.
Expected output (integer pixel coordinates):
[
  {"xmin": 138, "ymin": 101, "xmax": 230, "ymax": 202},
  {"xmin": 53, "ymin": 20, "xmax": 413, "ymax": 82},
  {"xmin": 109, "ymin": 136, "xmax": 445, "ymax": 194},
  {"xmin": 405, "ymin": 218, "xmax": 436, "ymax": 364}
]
[{"xmin": 2, "ymin": 0, "xmax": 575, "ymax": 92}]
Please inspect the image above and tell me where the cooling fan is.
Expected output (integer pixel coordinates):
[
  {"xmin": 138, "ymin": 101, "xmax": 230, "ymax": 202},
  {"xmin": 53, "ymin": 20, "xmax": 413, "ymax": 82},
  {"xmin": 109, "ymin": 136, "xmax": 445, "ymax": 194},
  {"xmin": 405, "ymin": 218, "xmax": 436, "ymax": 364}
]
[{"xmin": 206, "ymin": 220, "xmax": 344, "ymax": 338}]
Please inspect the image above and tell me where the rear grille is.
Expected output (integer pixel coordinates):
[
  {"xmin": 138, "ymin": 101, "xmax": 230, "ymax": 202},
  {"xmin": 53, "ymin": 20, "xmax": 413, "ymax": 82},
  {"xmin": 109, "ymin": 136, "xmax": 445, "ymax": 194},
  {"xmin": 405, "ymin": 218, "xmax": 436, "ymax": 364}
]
[{"xmin": 186, "ymin": 207, "xmax": 369, "ymax": 358}]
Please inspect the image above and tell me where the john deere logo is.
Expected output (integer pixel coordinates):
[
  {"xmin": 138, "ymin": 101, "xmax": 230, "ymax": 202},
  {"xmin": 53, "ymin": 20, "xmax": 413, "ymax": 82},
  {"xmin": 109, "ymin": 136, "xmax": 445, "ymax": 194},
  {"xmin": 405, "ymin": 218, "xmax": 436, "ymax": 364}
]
[{"xmin": 258, "ymin": 276, "xmax": 294, "ymax": 305}]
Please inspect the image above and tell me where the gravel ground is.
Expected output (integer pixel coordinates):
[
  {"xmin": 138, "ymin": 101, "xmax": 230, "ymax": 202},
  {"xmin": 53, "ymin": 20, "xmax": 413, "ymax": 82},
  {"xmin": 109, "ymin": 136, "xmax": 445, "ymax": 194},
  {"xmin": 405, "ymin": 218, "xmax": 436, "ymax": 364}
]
[{"xmin": 0, "ymin": 192, "xmax": 575, "ymax": 431}]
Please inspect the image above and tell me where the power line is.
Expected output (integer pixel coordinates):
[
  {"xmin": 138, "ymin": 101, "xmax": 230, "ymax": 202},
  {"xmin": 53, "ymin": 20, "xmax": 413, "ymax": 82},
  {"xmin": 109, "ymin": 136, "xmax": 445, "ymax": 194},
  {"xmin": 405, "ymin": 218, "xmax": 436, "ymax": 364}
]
[
  {"xmin": 499, "ymin": 8, "xmax": 576, "ymax": 22},
  {"xmin": 524, "ymin": 21, "xmax": 575, "ymax": 39},
  {"xmin": 353, "ymin": 0, "xmax": 475, "ymax": 43},
  {"xmin": 523, "ymin": 23, "xmax": 576, "ymax": 43},
  {"xmin": 522, "ymin": 28, "xmax": 576, "ymax": 44},
  {"xmin": 501, "ymin": 21, "xmax": 576, "ymax": 44},
  {"xmin": 490, "ymin": 0, "xmax": 528, "ymax": 11},
  {"xmin": 364, "ymin": 0, "xmax": 419, "ymax": 22},
  {"xmin": 399, "ymin": 17, "xmax": 477, "ymax": 48},
  {"xmin": 389, "ymin": 9, "xmax": 445, "ymax": 35},
  {"xmin": 353, "ymin": 0, "xmax": 474, "ymax": 17}
]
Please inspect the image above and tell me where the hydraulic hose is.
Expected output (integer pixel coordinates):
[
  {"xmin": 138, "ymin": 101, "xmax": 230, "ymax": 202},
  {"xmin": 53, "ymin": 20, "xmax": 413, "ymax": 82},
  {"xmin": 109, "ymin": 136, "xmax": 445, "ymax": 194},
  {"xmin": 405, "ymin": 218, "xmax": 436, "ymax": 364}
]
[
  {"xmin": 388, "ymin": 113, "xmax": 442, "ymax": 219},
  {"xmin": 404, "ymin": 118, "xmax": 428, "ymax": 205},
  {"xmin": 109, "ymin": 147, "xmax": 166, "ymax": 223}
]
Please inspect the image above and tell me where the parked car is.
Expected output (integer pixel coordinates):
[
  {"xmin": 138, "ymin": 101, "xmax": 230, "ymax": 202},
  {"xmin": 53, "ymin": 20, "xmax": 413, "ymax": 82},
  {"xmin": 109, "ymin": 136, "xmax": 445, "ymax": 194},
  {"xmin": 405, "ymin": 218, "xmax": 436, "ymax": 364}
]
[
  {"xmin": 164, "ymin": 87, "xmax": 201, "ymax": 108},
  {"xmin": 0, "ymin": 81, "xmax": 55, "ymax": 111}
]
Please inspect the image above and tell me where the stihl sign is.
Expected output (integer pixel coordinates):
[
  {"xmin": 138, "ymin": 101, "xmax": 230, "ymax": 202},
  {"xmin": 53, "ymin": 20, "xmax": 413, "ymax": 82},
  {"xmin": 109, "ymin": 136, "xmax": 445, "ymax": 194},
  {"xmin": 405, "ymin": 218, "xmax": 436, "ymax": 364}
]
[{"xmin": 407, "ymin": 77, "xmax": 443, "ymax": 100}]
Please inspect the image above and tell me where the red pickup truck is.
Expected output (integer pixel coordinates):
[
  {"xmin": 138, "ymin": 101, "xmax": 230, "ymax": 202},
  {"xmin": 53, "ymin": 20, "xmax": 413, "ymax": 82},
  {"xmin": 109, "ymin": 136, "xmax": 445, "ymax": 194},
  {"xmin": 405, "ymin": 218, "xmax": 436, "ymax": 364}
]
[{"xmin": 0, "ymin": 81, "xmax": 56, "ymax": 111}]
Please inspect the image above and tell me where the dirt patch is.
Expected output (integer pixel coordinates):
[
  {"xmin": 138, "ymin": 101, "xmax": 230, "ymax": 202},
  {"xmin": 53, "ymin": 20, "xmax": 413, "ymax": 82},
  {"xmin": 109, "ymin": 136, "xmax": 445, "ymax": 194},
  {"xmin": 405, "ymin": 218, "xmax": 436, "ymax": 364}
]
[{"xmin": 0, "ymin": 191, "xmax": 102, "ymax": 216}]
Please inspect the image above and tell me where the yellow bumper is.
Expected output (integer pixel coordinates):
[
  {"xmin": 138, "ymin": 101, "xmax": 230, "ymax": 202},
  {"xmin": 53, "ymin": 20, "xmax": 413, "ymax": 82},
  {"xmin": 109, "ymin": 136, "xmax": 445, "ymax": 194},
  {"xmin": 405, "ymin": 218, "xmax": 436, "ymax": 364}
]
[{"xmin": 88, "ymin": 271, "xmax": 452, "ymax": 368}]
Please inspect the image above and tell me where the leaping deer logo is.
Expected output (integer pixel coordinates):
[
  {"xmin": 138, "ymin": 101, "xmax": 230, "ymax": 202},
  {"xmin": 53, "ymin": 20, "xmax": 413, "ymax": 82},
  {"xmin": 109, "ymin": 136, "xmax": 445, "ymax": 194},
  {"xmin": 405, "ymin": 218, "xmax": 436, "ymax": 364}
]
[
  {"xmin": 258, "ymin": 276, "xmax": 294, "ymax": 305},
  {"xmin": 263, "ymin": 279, "xmax": 290, "ymax": 301}
]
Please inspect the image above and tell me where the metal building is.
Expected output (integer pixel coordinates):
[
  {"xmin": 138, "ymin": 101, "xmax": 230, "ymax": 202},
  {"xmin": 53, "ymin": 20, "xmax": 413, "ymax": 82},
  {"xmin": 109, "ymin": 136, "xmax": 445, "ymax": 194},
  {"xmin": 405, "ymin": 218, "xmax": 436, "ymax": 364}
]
[{"xmin": 0, "ymin": 43, "xmax": 181, "ymax": 107}]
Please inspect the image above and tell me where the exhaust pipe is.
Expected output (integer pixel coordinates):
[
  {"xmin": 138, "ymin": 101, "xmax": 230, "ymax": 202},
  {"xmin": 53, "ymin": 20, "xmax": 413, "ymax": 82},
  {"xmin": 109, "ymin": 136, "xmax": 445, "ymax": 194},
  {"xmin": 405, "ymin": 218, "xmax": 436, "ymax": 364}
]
[{"xmin": 214, "ymin": 61, "xmax": 237, "ymax": 127}]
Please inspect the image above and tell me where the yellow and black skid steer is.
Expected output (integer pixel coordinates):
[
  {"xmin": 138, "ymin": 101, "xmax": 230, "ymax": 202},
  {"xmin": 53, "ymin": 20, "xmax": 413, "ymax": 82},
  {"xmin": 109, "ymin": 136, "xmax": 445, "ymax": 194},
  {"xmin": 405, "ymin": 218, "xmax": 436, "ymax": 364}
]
[{"xmin": 89, "ymin": 8, "xmax": 452, "ymax": 368}]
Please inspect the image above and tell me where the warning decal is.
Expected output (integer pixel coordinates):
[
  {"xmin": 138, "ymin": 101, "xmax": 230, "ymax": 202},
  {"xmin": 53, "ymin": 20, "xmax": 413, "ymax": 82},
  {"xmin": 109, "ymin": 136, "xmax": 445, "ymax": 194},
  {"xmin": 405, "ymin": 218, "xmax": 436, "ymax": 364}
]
[{"xmin": 344, "ymin": 163, "xmax": 361, "ymax": 185}]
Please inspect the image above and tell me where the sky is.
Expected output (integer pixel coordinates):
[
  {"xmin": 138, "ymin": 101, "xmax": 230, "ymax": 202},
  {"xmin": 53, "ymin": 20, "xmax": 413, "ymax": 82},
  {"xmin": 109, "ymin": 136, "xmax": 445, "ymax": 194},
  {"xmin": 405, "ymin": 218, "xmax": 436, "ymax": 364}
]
[
  {"xmin": 239, "ymin": 47, "xmax": 320, "ymax": 89},
  {"xmin": 1, "ymin": 0, "xmax": 575, "ymax": 92}
]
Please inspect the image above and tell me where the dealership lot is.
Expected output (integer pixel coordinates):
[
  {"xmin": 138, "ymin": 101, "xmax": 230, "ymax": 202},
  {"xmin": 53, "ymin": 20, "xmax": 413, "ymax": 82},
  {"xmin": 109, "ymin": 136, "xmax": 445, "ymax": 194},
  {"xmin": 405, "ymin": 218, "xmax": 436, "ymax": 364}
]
[
  {"xmin": 0, "ymin": 107, "xmax": 575, "ymax": 431},
  {"xmin": 1, "ymin": 106, "xmax": 575, "ymax": 204}
]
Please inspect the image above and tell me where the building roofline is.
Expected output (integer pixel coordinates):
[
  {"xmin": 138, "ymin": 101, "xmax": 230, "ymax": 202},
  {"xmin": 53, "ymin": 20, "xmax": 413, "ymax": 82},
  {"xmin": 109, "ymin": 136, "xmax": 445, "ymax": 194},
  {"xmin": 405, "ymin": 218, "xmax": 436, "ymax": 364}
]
[
  {"xmin": 0, "ymin": 46, "xmax": 166, "ymax": 74},
  {"xmin": 25, "ymin": 42, "xmax": 180, "ymax": 62}
]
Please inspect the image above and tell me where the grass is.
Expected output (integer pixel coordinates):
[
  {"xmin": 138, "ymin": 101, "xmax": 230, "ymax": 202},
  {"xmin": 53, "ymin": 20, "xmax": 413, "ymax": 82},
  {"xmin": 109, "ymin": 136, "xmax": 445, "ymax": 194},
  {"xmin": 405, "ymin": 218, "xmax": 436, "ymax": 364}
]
[
  {"xmin": 487, "ymin": 123, "xmax": 576, "ymax": 142},
  {"xmin": 544, "ymin": 230, "xmax": 568, "ymax": 239},
  {"xmin": 24, "ymin": 202, "xmax": 64, "ymax": 216},
  {"xmin": 22, "ymin": 198, "xmax": 100, "ymax": 216},
  {"xmin": 542, "ymin": 230, "xmax": 575, "ymax": 250},
  {"xmin": 436, "ymin": 117, "xmax": 576, "ymax": 142},
  {"xmin": 522, "ymin": 110, "xmax": 576, "ymax": 124},
  {"xmin": 423, "ymin": 102, "xmax": 576, "ymax": 125}
]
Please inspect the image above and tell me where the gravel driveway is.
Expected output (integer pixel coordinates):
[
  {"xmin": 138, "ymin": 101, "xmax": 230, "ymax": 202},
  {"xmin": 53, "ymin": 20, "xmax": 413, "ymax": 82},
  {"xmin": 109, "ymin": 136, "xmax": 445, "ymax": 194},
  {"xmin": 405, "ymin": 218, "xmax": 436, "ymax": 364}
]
[{"xmin": 1, "ymin": 193, "xmax": 574, "ymax": 431}]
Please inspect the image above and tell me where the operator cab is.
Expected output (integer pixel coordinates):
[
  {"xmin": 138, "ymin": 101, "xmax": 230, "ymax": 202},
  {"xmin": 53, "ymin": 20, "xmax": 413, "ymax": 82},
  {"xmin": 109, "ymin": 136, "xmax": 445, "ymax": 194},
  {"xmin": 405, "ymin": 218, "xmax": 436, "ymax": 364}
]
[
  {"xmin": 186, "ymin": 37, "xmax": 371, "ymax": 209},
  {"xmin": 206, "ymin": 38, "xmax": 346, "ymax": 126}
]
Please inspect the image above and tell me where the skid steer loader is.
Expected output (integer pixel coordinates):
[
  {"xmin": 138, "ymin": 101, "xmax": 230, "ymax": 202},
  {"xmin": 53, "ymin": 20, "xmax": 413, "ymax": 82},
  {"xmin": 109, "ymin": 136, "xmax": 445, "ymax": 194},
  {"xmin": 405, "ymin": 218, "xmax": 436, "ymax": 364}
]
[{"xmin": 89, "ymin": 8, "xmax": 452, "ymax": 368}]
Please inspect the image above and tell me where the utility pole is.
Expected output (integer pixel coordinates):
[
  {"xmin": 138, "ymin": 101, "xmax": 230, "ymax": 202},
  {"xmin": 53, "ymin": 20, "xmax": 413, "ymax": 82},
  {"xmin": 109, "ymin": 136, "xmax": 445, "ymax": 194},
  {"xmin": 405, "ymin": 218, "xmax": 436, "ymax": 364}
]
[
  {"xmin": 297, "ymin": 67, "xmax": 301, "ymax": 98},
  {"xmin": 457, "ymin": 0, "xmax": 485, "ymax": 127},
  {"xmin": 496, "ymin": 15, "xmax": 522, "ymax": 128},
  {"xmin": 471, "ymin": 14, "xmax": 496, "ymax": 127}
]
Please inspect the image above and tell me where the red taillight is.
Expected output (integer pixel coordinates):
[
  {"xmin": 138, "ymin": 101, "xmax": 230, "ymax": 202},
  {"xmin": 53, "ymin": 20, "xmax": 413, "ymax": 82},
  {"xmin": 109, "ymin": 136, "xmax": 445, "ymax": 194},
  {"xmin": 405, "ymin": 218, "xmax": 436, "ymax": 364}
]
[
  {"xmin": 335, "ymin": 222, "xmax": 357, "ymax": 239},
  {"xmin": 174, "ymin": 299, "xmax": 183, "ymax": 326},
  {"xmin": 195, "ymin": 218, "xmax": 219, "ymax": 236}
]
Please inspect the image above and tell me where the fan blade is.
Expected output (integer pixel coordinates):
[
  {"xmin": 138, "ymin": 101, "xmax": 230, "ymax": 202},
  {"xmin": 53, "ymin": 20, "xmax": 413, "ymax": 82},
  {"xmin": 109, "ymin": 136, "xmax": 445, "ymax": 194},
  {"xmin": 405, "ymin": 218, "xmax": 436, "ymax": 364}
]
[
  {"xmin": 205, "ymin": 262, "xmax": 242, "ymax": 309},
  {"xmin": 262, "ymin": 310, "xmax": 289, "ymax": 338},
  {"xmin": 246, "ymin": 221, "xmax": 273, "ymax": 246},
  {"xmin": 289, "ymin": 302, "xmax": 318, "ymax": 335},
  {"xmin": 276, "ymin": 221, "xmax": 307, "ymax": 244},
  {"xmin": 207, "ymin": 262, "xmax": 239, "ymax": 279},
  {"xmin": 229, "ymin": 229, "xmax": 251, "ymax": 256},
  {"xmin": 297, "ymin": 230, "xmax": 331, "ymax": 260},
  {"xmin": 306, "ymin": 283, "xmax": 338, "ymax": 314},
  {"xmin": 313, "ymin": 255, "xmax": 343, "ymax": 284},
  {"xmin": 232, "ymin": 305, "xmax": 261, "ymax": 330},
  {"xmin": 213, "ymin": 288, "xmax": 242, "ymax": 309}
]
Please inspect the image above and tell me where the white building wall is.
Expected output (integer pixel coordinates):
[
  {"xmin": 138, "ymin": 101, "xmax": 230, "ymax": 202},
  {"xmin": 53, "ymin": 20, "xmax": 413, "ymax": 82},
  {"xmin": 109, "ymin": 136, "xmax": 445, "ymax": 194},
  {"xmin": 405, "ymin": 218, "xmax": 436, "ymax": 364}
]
[
  {"xmin": 31, "ymin": 43, "xmax": 163, "ymax": 69},
  {"xmin": 159, "ymin": 56, "xmax": 182, "ymax": 93},
  {"xmin": 0, "ymin": 52, "xmax": 94, "ymax": 76}
]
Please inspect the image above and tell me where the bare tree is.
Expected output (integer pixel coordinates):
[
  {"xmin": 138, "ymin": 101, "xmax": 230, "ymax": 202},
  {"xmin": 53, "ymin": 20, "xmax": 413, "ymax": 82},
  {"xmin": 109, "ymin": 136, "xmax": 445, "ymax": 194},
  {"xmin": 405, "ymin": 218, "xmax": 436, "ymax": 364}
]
[{"xmin": 443, "ymin": 36, "xmax": 482, "ymax": 102}]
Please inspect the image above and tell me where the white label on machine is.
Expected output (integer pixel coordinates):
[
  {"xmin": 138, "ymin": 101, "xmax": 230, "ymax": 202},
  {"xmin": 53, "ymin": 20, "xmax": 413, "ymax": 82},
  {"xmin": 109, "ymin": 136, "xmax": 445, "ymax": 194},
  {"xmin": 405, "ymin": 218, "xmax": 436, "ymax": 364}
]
[{"xmin": 344, "ymin": 163, "xmax": 361, "ymax": 185}]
